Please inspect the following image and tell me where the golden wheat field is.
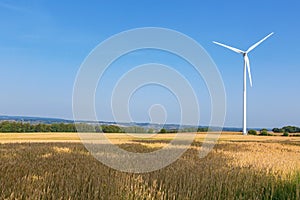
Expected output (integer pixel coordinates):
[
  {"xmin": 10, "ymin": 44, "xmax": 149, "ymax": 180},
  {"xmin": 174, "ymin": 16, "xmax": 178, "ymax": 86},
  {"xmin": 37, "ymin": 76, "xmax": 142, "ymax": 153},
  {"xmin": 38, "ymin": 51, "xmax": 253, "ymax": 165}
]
[{"xmin": 0, "ymin": 133, "xmax": 299, "ymax": 199}]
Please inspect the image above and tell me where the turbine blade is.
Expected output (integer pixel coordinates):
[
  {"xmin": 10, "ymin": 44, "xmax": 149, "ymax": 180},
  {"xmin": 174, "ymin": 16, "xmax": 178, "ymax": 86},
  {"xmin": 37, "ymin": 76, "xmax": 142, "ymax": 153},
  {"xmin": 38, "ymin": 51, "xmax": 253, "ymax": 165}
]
[
  {"xmin": 213, "ymin": 41, "xmax": 244, "ymax": 54},
  {"xmin": 246, "ymin": 32, "xmax": 274, "ymax": 53},
  {"xmin": 245, "ymin": 55, "xmax": 252, "ymax": 87}
]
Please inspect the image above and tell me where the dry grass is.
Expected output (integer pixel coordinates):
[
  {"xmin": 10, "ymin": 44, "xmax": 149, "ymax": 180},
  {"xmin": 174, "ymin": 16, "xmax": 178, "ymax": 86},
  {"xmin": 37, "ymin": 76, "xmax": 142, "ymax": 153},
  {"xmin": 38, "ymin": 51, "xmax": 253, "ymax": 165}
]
[
  {"xmin": 0, "ymin": 133, "xmax": 81, "ymax": 143},
  {"xmin": 215, "ymin": 141, "xmax": 300, "ymax": 176},
  {"xmin": 0, "ymin": 135, "xmax": 299, "ymax": 199}
]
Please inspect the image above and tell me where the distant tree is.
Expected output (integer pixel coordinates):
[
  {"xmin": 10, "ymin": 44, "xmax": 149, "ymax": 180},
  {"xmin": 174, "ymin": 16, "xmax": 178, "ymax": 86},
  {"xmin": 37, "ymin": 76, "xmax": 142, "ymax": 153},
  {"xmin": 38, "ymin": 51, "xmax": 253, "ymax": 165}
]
[
  {"xmin": 95, "ymin": 126, "xmax": 102, "ymax": 133},
  {"xmin": 64, "ymin": 123, "xmax": 76, "ymax": 132},
  {"xmin": 283, "ymin": 131, "xmax": 289, "ymax": 137},
  {"xmin": 272, "ymin": 128, "xmax": 283, "ymax": 133},
  {"xmin": 159, "ymin": 128, "xmax": 167, "ymax": 133},
  {"xmin": 248, "ymin": 129, "xmax": 257, "ymax": 135},
  {"xmin": 23, "ymin": 123, "xmax": 31, "ymax": 132},
  {"xmin": 197, "ymin": 127, "xmax": 210, "ymax": 132},
  {"xmin": 167, "ymin": 129, "xmax": 179, "ymax": 133},
  {"xmin": 0, "ymin": 121, "xmax": 12, "ymax": 132},
  {"xmin": 75, "ymin": 123, "xmax": 95, "ymax": 132},
  {"xmin": 259, "ymin": 129, "xmax": 269, "ymax": 136},
  {"xmin": 35, "ymin": 124, "xmax": 43, "ymax": 132},
  {"xmin": 147, "ymin": 128, "xmax": 155, "ymax": 133},
  {"xmin": 282, "ymin": 126, "xmax": 300, "ymax": 133},
  {"xmin": 181, "ymin": 127, "xmax": 197, "ymax": 132},
  {"xmin": 101, "ymin": 125, "xmax": 123, "ymax": 133},
  {"xmin": 122, "ymin": 126, "xmax": 146, "ymax": 133}
]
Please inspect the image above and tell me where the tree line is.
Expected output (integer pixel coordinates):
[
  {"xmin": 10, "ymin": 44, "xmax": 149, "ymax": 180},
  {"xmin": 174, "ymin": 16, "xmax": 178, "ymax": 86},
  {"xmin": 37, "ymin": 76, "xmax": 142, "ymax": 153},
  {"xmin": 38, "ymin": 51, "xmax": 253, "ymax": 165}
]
[
  {"xmin": 4, "ymin": 121, "xmax": 298, "ymax": 134},
  {"xmin": 159, "ymin": 127, "xmax": 211, "ymax": 133},
  {"xmin": 248, "ymin": 126, "xmax": 300, "ymax": 136},
  {"xmin": 0, "ymin": 121, "xmax": 213, "ymax": 133},
  {"xmin": 272, "ymin": 126, "xmax": 300, "ymax": 133},
  {"xmin": 0, "ymin": 121, "xmax": 76, "ymax": 133},
  {"xmin": 0, "ymin": 121, "xmax": 124, "ymax": 133}
]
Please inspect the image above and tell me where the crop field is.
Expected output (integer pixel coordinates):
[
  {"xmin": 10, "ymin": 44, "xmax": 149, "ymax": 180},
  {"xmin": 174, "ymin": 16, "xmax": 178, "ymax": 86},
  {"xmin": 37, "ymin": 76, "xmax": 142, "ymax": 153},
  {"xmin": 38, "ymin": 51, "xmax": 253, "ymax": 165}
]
[{"xmin": 0, "ymin": 133, "xmax": 299, "ymax": 199}]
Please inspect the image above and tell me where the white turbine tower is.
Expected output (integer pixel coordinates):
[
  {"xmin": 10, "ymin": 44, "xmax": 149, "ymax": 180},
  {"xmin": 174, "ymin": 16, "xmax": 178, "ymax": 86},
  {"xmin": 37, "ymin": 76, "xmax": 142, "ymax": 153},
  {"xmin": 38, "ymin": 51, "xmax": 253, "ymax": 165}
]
[{"xmin": 213, "ymin": 32, "xmax": 274, "ymax": 135}]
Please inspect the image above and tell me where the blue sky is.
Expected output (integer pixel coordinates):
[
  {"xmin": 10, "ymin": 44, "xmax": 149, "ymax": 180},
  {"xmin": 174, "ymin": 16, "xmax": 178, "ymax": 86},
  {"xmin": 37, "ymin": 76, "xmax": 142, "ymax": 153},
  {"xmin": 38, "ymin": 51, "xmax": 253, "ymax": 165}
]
[{"xmin": 0, "ymin": 0, "xmax": 299, "ymax": 128}]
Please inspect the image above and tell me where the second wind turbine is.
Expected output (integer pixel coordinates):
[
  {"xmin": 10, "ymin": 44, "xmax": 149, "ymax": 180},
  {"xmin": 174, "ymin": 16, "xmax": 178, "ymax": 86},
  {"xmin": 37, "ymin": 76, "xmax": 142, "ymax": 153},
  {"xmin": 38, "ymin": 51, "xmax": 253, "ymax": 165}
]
[{"xmin": 213, "ymin": 32, "xmax": 274, "ymax": 135}]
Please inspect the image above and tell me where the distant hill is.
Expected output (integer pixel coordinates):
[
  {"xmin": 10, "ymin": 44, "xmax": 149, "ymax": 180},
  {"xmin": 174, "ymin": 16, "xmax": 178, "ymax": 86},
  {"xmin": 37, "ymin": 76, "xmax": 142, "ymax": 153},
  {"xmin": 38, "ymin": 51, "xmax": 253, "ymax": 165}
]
[{"xmin": 0, "ymin": 115, "xmax": 73, "ymax": 124}]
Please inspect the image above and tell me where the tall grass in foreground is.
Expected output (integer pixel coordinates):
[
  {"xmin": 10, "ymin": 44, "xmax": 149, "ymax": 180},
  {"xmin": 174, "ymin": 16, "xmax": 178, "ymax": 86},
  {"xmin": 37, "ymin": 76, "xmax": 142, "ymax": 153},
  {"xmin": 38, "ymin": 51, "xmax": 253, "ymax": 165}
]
[{"xmin": 0, "ymin": 142, "xmax": 299, "ymax": 199}]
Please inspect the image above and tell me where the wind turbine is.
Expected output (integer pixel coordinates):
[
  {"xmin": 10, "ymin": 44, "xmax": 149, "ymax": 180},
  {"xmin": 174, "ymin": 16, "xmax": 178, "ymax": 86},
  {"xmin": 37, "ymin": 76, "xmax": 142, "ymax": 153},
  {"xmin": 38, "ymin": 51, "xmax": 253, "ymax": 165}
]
[{"xmin": 213, "ymin": 32, "xmax": 274, "ymax": 135}]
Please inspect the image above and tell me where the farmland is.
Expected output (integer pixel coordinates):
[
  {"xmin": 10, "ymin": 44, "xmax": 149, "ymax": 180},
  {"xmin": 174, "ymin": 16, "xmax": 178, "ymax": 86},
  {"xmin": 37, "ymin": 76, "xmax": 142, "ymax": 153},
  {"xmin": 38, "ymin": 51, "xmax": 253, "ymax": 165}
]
[{"xmin": 0, "ymin": 133, "xmax": 299, "ymax": 199}]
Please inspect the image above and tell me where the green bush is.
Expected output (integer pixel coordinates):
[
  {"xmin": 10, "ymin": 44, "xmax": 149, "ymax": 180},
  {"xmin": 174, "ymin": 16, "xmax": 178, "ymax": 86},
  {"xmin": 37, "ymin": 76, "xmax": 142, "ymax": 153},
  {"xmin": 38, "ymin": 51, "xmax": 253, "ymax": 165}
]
[
  {"xmin": 197, "ymin": 127, "xmax": 211, "ymax": 132},
  {"xmin": 272, "ymin": 128, "xmax": 283, "ymax": 133},
  {"xmin": 282, "ymin": 126, "xmax": 300, "ymax": 133},
  {"xmin": 248, "ymin": 129, "xmax": 257, "ymax": 135},
  {"xmin": 259, "ymin": 129, "xmax": 269, "ymax": 136},
  {"xmin": 283, "ymin": 132, "xmax": 289, "ymax": 137},
  {"xmin": 273, "ymin": 126, "xmax": 300, "ymax": 133},
  {"xmin": 159, "ymin": 128, "xmax": 167, "ymax": 133},
  {"xmin": 101, "ymin": 125, "xmax": 124, "ymax": 133}
]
